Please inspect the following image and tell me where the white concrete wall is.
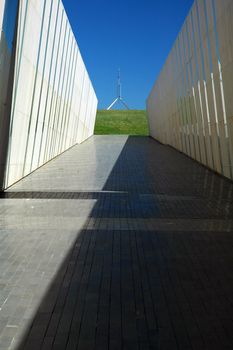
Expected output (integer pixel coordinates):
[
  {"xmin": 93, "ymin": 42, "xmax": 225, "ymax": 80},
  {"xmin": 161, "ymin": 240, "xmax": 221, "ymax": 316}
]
[
  {"xmin": 147, "ymin": 0, "xmax": 233, "ymax": 180},
  {"xmin": 0, "ymin": 0, "xmax": 18, "ymax": 187},
  {"xmin": 0, "ymin": 0, "xmax": 10, "ymax": 120},
  {"xmin": 1, "ymin": 0, "xmax": 97, "ymax": 189},
  {"xmin": 0, "ymin": 0, "xmax": 6, "ymax": 38},
  {"xmin": 0, "ymin": 15, "xmax": 9, "ymax": 131}
]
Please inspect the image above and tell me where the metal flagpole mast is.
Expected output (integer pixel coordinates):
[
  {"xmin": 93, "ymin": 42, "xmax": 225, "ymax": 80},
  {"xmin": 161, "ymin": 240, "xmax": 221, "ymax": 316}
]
[
  {"xmin": 107, "ymin": 69, "xmax": 130, "ymax": 110},
  {"xmin": 118, "ymin": 68, "xmax": 121, "ymax": 99}
]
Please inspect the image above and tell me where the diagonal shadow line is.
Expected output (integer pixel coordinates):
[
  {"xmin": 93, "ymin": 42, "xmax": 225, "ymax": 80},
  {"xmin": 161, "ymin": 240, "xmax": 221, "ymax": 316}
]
[
  {"xmin": 5, "ymin": 135, "xmax": 233, "ymax": 350},
  {"xmin": 13, "ymin": 135, "xmax": 135, "ymax": 350},
  {"xmin": 13, "ymin": 135, "xmax": 175, "ymax": 350}
]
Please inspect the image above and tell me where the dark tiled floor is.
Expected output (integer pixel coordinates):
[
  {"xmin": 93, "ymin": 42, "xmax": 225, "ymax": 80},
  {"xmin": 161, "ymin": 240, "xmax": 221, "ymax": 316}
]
[{"xmin": 1, "ymin": 136, "xmax": 233, "ymax": 350}]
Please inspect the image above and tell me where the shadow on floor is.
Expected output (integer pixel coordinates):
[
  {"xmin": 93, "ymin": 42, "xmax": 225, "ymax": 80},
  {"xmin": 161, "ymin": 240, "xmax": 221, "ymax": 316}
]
[{"xmin": 7, "ymin": 136, "xmax": 233, "ymax": 349}]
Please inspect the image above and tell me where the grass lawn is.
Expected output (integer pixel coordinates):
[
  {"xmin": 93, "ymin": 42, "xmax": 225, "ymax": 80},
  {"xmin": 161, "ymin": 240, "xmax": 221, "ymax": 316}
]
[{"xmin": 94, "ymin": 110, "xmax": 149, "ymax": 135}]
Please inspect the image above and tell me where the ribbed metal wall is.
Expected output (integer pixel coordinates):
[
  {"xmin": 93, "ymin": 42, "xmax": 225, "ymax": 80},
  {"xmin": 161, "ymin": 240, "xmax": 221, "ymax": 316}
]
[
  {"xmin": 0, "ymin": 0, "xmax": 97, "ymax": 189},
  {"xmin": 147, "ymin": 0, "xmax": 233, "ymax": 180}
]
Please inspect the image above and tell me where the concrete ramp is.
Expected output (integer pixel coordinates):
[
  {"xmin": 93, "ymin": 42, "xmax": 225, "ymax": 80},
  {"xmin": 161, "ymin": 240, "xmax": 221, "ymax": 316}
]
[{"xmin": 0, "ymin": 136, "xmax": 233, "ymax": 349}]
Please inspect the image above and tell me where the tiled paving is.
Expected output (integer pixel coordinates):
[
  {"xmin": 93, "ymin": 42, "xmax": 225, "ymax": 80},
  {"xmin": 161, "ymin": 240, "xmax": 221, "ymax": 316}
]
[{"xmin": 0, "ymin": 135, "xmax": 233, "ymax": 350}]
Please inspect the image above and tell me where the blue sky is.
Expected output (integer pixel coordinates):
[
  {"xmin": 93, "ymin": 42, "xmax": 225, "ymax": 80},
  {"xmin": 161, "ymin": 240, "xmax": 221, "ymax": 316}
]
[
  {"xmin": 62, "ymin": 0, "xmax": 194, "ymax": 110},
  {"xmin": 3, "ymin": 0, "xmax": 19, "ymax": 51}
]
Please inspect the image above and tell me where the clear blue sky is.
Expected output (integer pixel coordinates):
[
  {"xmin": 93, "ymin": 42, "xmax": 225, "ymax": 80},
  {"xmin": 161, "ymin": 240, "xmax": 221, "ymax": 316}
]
[{"xmin": 62, "ymin": 0, "xmax": 194, "ymax": 110}]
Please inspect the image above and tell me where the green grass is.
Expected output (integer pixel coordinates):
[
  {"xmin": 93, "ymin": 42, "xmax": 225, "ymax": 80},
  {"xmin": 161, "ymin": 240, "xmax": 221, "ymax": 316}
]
[{"xmin": 94, "ymin": 110, "xmax": 149, "ymax": 135}]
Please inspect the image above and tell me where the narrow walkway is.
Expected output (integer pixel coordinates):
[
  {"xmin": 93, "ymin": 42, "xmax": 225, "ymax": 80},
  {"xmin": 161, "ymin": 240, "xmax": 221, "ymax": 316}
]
[{"xmin": 1, "ymin": 136, "xmax": 233, "ymax": 350}]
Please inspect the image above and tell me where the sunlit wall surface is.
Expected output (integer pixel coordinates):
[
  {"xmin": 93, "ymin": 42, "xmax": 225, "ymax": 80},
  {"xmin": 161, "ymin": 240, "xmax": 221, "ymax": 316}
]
[
  {"xmin": 0, "ymin": 0, "xmax": 97, "ymax": 189},
  {"xmin": 0, "ymin": 0, "xmax": 19, "ymax": 188},
  {"xmin": 147, "ymin": 0, "xmax": 233, "ymax": 180}
]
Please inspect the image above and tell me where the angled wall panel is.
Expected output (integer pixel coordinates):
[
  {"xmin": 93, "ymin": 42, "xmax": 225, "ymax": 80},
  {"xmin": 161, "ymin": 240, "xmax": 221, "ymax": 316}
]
[
  {"xmin": 147, "ymin": 0, "xmax": 233, "ymax": 180},
  {"xmin": 0, "ymin": 0, "xmax": 98, "ymax": 189},
  {"xmin": 0, "ymin": 0, "xmax": 19, "ymax": 187}
]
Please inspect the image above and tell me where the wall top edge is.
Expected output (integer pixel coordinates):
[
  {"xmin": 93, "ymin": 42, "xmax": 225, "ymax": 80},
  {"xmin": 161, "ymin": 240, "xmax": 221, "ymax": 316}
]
[
  {"xmin": 147, "ymin": 0, "xmax": 195, "ymax": 100},
  {"xmin": 60, "ymin": 0, "xmax": 97, "ymax": 99}
]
